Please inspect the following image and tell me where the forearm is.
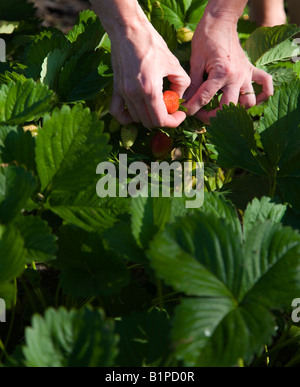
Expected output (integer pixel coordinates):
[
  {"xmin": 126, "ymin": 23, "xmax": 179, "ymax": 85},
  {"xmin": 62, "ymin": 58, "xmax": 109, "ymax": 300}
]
[{"xmin": 89, "ymin": 0, "xmax": 148, "ymax": 38}]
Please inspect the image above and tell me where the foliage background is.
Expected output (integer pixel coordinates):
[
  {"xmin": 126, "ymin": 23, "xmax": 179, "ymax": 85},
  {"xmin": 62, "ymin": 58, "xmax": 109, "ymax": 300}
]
[{"xmin": 0, "ymin": 0, "xmax": 299, "ymax": 368}]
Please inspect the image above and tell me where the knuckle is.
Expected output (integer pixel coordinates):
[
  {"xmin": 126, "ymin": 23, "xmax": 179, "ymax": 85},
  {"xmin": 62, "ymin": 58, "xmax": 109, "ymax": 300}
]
[
  {"xmin": 215, "ymin": 62, "xmax": 233, "ymax": 78},
  {"xmin": 198, "ymin": 92, "xmax": 212, "ymax": 107}
]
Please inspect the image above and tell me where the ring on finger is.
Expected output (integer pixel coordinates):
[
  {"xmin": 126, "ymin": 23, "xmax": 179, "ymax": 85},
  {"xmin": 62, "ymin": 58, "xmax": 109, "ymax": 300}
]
[{"xmin": 240, "ymin": 91, "xmax": 256, "ymax": 95}]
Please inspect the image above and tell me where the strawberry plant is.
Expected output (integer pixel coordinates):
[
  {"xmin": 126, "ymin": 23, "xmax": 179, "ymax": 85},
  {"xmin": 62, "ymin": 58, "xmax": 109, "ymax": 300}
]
[{"xmin": 0, "ymin": 0, "xmax": 300, "ymax": 368}]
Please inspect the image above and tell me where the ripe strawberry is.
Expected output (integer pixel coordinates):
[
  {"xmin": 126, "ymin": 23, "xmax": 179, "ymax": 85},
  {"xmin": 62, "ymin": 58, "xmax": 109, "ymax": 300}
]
[
  {"xmin": 151, "ymin": 131, "xmax": 174, "ymax": 159},
  {"xmin": 163, "ymin": 90, "xmax": 180, "ymax": 114},
  {"xmin": 121, "ymin": 125, "xmax": 138, "ymax": 148}
]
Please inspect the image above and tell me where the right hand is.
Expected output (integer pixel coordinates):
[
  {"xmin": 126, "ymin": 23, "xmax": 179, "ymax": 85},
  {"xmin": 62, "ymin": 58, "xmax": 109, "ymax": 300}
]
[{"xmin": 109, "ymin": 21, "xmax": 190, "ymax": 128}]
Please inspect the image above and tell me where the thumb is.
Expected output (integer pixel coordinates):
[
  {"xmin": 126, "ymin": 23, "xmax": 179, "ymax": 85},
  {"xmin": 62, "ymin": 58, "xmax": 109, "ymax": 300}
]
[{"xmin": 167, "ymin": 69, "xmax": 191, "ymax": 98}]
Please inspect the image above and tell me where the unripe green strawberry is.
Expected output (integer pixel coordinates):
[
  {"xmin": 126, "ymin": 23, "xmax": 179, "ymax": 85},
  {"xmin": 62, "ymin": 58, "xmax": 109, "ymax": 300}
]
[
  {"xmin": 177, "ymin": 27, "xmax": 194, "ymax": 43},
  {"xmin": 151, "ymin": 131, "xmax": 173, "ymax": 159},
  {"xmin": 121, "ymin": 125, "xmax": 138, "ymax": 148},
  {"xmin": 163, "ymin": 90, "xmax": 180, "ymax": 114}
]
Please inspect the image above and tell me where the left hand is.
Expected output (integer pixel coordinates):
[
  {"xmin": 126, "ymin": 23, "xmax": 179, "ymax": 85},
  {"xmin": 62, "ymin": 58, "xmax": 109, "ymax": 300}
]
[{"xmin": 184, "ymin": 15, "xmax": 274, "ymax": 123}]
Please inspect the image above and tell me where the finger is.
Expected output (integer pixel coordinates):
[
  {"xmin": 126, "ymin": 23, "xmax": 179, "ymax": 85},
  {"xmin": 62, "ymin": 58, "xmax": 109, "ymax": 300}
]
[
  {"xmin": 133, "ymin": 100, "xmax": 155, "ymax": 129},
  {"xmin": 185, "ymin": 77, "xmax": 223, "ymax": 116},
  {"xmin": 145, "ymin": 92, "xmax": 187, "ymax": 128},
  {"xmin": 110, "ymin": 91, "xmax": 134, "ymax": 125},
  {"xmin": 124, "ymin": 99, "xmax": 140, "ymax": 123},
  {"xmin": 252, "ymin": 68, "xmax": 274, "ymax": 104},
  {"xmin": 239, "ymin": 83, "xmax": 256, "ymax": 110},
  {"xmin": 183, "ymin": 66, "xmax": 204, "ymax": 102},
  {"xmin": 167, "ymin": 67, "xmax": 191, "ymax": 98},
  {"xmin": 185, "ymin": 65, "xmax": 230, "ymax": 116},
  {"xmin": 219, "ymin": 84, "xmax": 240, "ymax": 107},
  {"xmin": 124, "ymin": 86, "xmax": 156, "ymax": 128},
  {"xmin": 195, "ymin": 84, "xmax": 240, "ymax": 124},
  {"xmin": 163, "ymin": 111, "xmax": 187, "ymax": 128}
]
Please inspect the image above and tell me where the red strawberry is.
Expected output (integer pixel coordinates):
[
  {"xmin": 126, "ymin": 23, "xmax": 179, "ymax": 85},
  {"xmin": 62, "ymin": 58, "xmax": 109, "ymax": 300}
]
[
  {"xmin": 163, "ymin": 90, "xmax": 180, "ymax": 114},
  {"xmin": 151, "ymin": 132, "xmax": 174, "ymax": 159}
]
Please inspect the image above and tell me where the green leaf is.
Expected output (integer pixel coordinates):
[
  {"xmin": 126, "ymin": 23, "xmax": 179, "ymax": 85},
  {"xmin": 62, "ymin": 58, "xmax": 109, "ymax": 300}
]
[
  {"xmin": 0, "ymin": 224, "xmax": 25, "ymax": 283},
  {"xmin": 208, "ymin": 104, "xmax": 269, "ymax": 176},
  {"xmin": 25, "ymin": 30, "xmax": 70, "ymax": 79},
  {"xmin": 241, "ymin": 222, "xmax": 300, "ymax": 305},
  {"xmin": 0, "ymin": 166, "xmax": 36, "ymax": 224},
  {"xmin": 151, "ymin": 0, "xmax": 208, "ymax": 30},
  {"xmin": 0, "ymin": 282, "xmax": 15, "ymax": 308},
  {"xmin": 47, "ymin": 186, "xmax": 129, "ymax": 233},
  {"xmin": 257, "ymin": 39, "xmax": 300, "ymax": 67},
  {"xmin": 66, "ymin": 11, "xmax": 105, "ymax": 55},
  {"xmin": 258, "ymin": 80, "xmax": 300, "ymax": 171},
  {"xmin": 0, "ymin": 62, "xmax": 27, "ymax": 86},
  {"xmin": 57, "ymin": 51, "xmax": 112, "ymax": 102},
  {"xmin": 148, "ymin": 213, "xmax": 242, "ymax": 298},
  {"xmin": 13, "ymin": 215, "xmax": 57, "ymax": 264},
  {"xmin": 35, "ymin": 104, "xmax": 111, "ymax": 196},
  {"xmin": 103, "ymin": 219, "xmax": 146, "ymax": 264},
  {"xmin": 244, "ymin": 24, "xmax": 300, "ymax": 66},
  {"xmin": 40, "ymin": 49, "xmax": 69, "ymax": 91},
  {"xmin": 264, "ymin": 65, "xmax": 297, "ymax": 87},
  {"xmin": 22, "ymin": 307, "xmax": 118, "ymax": 367},
  {"xmin": 148, "ymin": 212, "xmax": 300, "ymax": 366},
  {"xmin": 0, "ymin": 80, "xmax": 54, "ymax": 125},
  {"xmin": 0, "ymin": 125, "xmax": 36, "ymax": 171},
  {"xmin": 54, "ymin": 227, "xmax": 130, "ymax": 298},
  {"xmin": 220, "ymin": 175, "xmax": 271, "ymax": 211},
  {"xmin": 200, "ymin": 192, "xmax": 242, "ymax": 237},
  {"xmin": 116, "ymin": 309, "xmax": 171, "ymax": 366},
  {"xmin": 185, "ymin": 0, "xmax": 208, "ymax": 29},
  {"xmin": 131, "ymin": 196, "xmax": 172, "ymax": 249},
  {"xmin": 278, "ymin": 176, "xmax": 300, "ymax": 213},
  {"xmin": 173, "ymin": 297, "xmax": 275, "ymax": 367},
  {"xmin": 243, "ymin": 197, "xmax": 287, "ymax": 239}
]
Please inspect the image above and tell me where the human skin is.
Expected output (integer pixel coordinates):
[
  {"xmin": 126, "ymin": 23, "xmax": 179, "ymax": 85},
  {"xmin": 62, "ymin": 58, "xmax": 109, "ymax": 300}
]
[
  {"xmin": 250, "ymin": 0, "xmax": 300, "ymax": 27},
  {"xmin": 90, "ymin": 0, "xmax": 273, "ymax": 126},
  {"xmin": 249, "ymin": 0, "xmax": 287, "ymax": 27},
  {"xmin": 90, "ymin": 0, "xmax": 190, "ymax": 129},
  {"xmin": 184, "ymin": 0, "xmax": 273, "ymax": 123}
]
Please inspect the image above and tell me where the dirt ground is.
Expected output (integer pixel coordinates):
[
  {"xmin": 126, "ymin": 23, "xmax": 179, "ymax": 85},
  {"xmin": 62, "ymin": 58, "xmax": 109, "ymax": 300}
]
[{"xmin": 32, "ymin": 0, "xmax": 92, "ymax": 32}]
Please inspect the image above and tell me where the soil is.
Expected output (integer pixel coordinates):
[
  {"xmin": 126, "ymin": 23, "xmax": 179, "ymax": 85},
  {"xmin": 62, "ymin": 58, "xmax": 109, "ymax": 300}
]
[{"xmin": 31, "ymin": 0, "xmax": 92, "ymax": 33}]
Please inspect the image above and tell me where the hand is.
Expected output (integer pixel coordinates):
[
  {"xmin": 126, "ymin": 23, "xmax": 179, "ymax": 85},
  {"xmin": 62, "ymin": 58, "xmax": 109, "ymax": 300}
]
[
  {"xmin": 109, "ymin": 21, "xmax": 190, "ymax": 128},
  {"xmin": 184, "ymin": 14, "xmax": 274, "ymax": 123}
]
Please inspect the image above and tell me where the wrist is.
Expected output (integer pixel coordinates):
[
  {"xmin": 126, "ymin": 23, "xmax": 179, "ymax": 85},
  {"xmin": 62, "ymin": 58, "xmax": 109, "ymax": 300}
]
[
  {"xmin": 90, "ymin": 0, "xmax": 149, "ymax": 40},
  {"xmin": 203, "ymin": 0, "xmax": 247, "ymax": 25}
]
